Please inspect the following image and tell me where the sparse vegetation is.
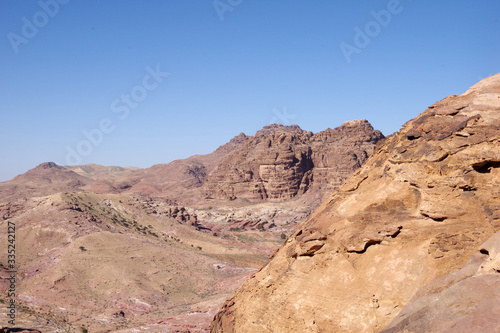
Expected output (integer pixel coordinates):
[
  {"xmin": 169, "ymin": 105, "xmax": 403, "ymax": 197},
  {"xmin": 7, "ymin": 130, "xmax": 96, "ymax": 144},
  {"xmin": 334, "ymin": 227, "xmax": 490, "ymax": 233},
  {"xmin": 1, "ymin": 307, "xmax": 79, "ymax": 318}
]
[{"xmin": 7, "ymin": 171, "xmax": 305, "ymax": 331}]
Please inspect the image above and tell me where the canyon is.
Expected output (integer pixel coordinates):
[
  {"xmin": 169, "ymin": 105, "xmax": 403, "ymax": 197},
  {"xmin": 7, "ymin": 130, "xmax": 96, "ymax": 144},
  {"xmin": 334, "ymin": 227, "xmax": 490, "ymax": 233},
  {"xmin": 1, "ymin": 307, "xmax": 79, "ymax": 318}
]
[{"xmin": 0, "ymin": 120, "xmax": 383, "ymax": 332}]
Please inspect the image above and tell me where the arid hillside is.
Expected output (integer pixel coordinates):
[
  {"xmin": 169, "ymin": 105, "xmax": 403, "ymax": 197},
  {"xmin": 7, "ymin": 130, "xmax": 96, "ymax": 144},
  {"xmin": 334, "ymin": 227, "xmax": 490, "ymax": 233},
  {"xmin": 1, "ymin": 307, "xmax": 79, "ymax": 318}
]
[
  {"xmin": 0, "ymin": 120, "xmax": 382, "ymax": 332},
  {"xmin": 0, "ymin": 192, "xmax": 275, "ymax": 332},
  {"xmin": 211, "ymin": 74, "xmax": 500, "ymax": 332}
]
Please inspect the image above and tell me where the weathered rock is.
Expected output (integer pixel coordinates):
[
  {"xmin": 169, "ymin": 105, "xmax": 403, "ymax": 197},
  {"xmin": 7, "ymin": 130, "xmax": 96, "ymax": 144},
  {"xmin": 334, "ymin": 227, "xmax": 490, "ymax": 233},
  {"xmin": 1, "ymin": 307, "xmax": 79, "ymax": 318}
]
[
  {"xmin": 211, "ymin": 73, "xmax": 500, "ymax": 332},
  {"xmin": 382, "ymin": 231, "xmax": 500, "ymax": 333},
  {"xmin": 204, "ymin": 121, "xmax": 383, "ymax": 202}
]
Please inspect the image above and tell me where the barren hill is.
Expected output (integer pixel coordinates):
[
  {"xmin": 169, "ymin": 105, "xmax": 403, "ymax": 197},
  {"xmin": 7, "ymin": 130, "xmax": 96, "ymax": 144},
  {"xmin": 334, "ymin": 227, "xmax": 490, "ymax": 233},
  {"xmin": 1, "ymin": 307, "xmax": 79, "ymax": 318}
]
[
  {"xmin": 0, "ymin": 162, "xmax": 91, "ymax": 202},
  {"xmin": 211, "ymin": 74, "xmax": 500, "ymax": 332},
  {"xmin": 1, "ymin": 121, "xmax": 381, "ymax": 210},
  {"xmin": 72, "ymin": 132, "xmax": 247, "ymax": 204},
  {"xmin": 75, "ymin": 121, "xmax": 382, "ymax": 208}
]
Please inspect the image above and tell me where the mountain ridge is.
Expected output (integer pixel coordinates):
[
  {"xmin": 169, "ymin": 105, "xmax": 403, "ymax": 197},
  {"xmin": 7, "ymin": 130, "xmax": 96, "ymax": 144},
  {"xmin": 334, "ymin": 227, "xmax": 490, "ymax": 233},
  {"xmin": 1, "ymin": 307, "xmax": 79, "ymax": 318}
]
[
  {"xmin": 0, "ymin": 119, "xmax": 383, "ymax": 332},
  {"xmin": 210, "ymin": 73, "xmax": 500, "ymax": 332}
]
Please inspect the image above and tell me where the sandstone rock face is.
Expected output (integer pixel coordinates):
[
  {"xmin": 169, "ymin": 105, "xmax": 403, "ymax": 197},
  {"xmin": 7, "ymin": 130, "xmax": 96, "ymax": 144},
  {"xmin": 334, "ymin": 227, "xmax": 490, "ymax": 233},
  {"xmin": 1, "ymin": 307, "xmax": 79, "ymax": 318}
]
[
  {"xmin": 204, "ymin": 121, "xmax": 383, "ymax": 202},
  {"xmin": 382, "ymin": 231, "xmax": 500, "ymax": 333},
  {"xmin": 211, "ymin": 73, "xmax": 500, "ymax": 332}
]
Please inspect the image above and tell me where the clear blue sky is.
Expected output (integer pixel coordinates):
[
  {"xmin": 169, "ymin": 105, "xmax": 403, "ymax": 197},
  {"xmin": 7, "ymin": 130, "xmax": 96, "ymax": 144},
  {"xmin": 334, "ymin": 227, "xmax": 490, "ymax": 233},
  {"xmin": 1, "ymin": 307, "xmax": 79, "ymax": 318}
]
[{"xmin": 1, "ymin": 0, "xmax": 499, "ymax": 181}]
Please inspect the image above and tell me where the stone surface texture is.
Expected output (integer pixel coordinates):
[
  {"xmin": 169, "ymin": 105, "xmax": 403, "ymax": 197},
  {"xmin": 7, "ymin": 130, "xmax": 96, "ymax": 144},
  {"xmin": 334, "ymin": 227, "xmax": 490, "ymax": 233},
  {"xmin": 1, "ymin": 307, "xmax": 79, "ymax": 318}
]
[
  {"xmin": 204, "ymin": 121, "xmax": 383, "ymax": 203},
  {"xmin": 211, "ymin": 73, "xmax": 500, "ymax": 332},
  {"xmin": 382, "ymin": 231, "xmax": 500, "ymax": 333}
]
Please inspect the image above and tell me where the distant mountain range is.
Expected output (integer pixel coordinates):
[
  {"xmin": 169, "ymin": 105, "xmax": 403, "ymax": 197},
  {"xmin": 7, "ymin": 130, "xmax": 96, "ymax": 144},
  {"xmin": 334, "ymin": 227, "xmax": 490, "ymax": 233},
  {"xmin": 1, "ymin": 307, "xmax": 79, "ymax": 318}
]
[{"xmin": 0, "ymin": 120, "xmax": 383, "ymax": 207}]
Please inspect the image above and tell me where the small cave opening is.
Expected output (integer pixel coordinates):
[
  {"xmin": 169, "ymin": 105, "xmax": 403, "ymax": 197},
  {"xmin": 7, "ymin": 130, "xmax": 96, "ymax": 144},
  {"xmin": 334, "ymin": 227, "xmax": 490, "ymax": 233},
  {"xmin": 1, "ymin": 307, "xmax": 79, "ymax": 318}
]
[
  {"xmin": 480, "ymin": 248, "xmax": 489, "ymax": 255},
  {"xmin": 472, "ymin": 161, "xmax": 500, "ymax": 174}
]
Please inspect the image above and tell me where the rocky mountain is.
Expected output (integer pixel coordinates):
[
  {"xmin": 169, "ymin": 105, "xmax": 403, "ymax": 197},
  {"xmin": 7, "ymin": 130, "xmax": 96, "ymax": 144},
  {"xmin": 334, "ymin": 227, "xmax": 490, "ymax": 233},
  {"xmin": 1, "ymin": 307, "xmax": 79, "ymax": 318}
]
[
  {"xmin": 0, "ymin": 120, "xmax": 383, "ymax": 332},
  {"xmin": 111, "ymin": 132, "xmax": 248, "ymax": 204},
  {"xmin": 0, "ymin": 133, "xmax": 247, "ymax": 206},
  {"xmin": 1, "ymin": 120, "xmax": 380, "ymax": 209},
  {"xmin": 68, "ymin": 133, "xmax": 247, "ymax": 205},
  {"xmin": 75, "ymin": 121, "xmax": 382, "ymax": 208},
  {"xmin": 211, "ymin": 74, "xmax": 500, "ymax": 332},
  {"xmin": 204, "ymin": 120, "xmax": 383, "ymax": 203}
]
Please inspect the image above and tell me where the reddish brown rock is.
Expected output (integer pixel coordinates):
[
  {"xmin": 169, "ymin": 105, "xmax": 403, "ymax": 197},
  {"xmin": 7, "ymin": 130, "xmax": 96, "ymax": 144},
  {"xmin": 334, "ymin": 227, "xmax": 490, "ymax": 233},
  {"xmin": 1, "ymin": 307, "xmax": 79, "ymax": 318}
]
[
  {"xmin": 204, "ymin": 121, "xmax": 383, "ymax": 202},
  {"xmin": 77, "ymin": 132, "xmax": 247, "ymax": 205},
  {"xmin": 211, "ymin": 73, "xmax": 500, "ymax": 332}
]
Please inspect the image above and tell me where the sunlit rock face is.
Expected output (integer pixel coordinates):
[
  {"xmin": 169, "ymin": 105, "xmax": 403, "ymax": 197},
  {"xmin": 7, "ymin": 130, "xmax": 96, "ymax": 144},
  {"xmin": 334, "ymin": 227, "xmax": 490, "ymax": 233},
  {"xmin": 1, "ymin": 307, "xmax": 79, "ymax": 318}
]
[
  {"xmin": 205, "ymin": 120, "xmax": 383, "ymax": 202},
  {"xmin": 211, "ymin": 73, "xmax": 500, "ymax": 333}
]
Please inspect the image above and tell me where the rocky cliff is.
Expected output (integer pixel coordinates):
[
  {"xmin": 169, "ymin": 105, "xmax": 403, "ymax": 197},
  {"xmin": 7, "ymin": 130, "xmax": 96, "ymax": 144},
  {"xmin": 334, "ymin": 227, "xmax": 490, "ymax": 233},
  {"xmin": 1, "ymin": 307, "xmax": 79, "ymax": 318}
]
[
  {"xmin": 211, "ymin": 73, "xmax": 500, "ymax": 332},
  {"xmin": 204, "ymin": 120, "xmax": 383, "ymax": 202}
]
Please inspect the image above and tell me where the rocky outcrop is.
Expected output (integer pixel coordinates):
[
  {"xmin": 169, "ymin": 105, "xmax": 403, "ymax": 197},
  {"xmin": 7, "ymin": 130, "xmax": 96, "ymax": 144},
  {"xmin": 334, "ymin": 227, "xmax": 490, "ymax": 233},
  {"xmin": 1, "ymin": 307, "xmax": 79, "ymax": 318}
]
[
  {"xmin": 382, "ymin": 231, "xmax": 500, "ymax": 333},
  {"xmin": 211, "ymin": 73, "xmax": 500, "ymax": 332},
  {"xmin": 204, "ymin": 121, "xmax": 383, "ymax": 202},
  {"xmin": 148, "ymin": 205, "xmax": 199, "ymax": 228}
]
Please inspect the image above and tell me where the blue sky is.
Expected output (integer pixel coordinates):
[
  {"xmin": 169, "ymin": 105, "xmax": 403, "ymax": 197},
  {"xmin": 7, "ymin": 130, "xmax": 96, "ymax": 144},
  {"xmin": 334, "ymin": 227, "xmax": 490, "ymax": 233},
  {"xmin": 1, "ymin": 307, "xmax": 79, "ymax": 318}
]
[{"xmin": 1, "ymin": 0, "xmax": 499, "ymax": 181}]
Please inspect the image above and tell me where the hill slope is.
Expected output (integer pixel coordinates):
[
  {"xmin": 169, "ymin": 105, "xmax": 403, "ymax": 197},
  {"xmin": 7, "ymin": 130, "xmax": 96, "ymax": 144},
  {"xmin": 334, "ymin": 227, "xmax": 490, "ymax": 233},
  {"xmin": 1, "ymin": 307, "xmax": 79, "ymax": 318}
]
[
  {"xmin": 0, "ymin": 192, "xmax": 270, "ymax": 332},
  {"xmin": 0, "ymin": 120, "xmax": 383, "ymax": 331},
  {"xmin": 0, "ymin": 162, "xmax": 92, "ymax": 202},
  {"xmin": 211, "ymin": 73, "xmax": 500, "ymax": 332}
]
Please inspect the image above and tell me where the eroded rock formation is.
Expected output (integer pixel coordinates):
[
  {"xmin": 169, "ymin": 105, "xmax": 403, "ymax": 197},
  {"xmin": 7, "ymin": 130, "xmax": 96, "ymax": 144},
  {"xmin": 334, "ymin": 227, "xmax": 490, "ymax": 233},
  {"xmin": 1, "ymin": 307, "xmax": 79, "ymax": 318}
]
[
  {"xmin": 211, "ymin": 74, "xmax": 500, "ymax": 332},
  {"xmin": 204, "ymin": 120, "xmax": 383, "ymax": 202}
]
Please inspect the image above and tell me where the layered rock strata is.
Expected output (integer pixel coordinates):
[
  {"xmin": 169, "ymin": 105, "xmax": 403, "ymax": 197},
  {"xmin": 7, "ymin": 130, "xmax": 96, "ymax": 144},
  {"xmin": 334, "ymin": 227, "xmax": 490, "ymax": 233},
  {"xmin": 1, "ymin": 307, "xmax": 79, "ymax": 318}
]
[
  {"xmin": 211, "ymin": 74, "xmax": 500, "ymax": 332},
  {"xmin": 204, "ymin": 121, "xmax": 383, "ymax": 202}
]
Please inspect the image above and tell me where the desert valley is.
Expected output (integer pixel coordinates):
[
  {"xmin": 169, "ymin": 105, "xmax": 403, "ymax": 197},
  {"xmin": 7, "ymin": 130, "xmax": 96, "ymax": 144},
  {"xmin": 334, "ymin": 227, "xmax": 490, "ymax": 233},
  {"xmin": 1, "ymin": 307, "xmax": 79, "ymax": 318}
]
[
  {"xmin": 1, "ymin": 118, "xmax": 384, "ymax": 331},
  {"xmin": 1, "ymin": 73, "xmax": 499, "ymax": 332}
]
